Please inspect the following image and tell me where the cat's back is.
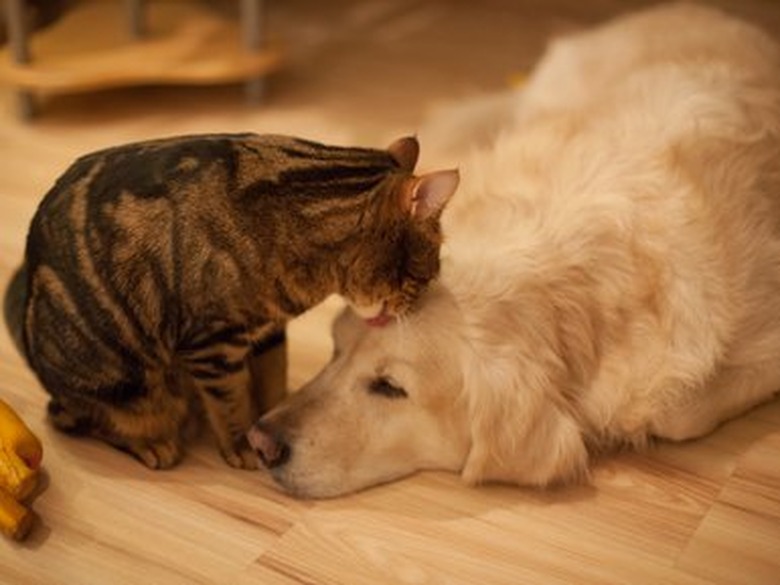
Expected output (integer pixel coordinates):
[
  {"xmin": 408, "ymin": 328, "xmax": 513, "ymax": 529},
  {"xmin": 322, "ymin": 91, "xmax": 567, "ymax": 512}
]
[
  {"xmin": 23, "ymin": 132, "xmax": 405, "ymax": 334},
  {"xmin": 29, "ymin": 132, "xmax": 398, "ymax": 235},
  {"xmin": 25, "ymin": 133, "xmax": 304, "ymax": 262},
  {"xmin": 31, "ymin": 133, "xmax": 258, "ymax": 222},
  {"xmin": 22, "ymin": 133, "xmax": 269, "ymax": 359}
]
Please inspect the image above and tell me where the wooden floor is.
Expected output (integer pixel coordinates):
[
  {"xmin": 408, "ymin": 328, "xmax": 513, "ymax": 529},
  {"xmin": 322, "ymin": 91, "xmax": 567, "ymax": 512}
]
[{"xmin": 2, "ymin": 1, "xmax": 780, "ymax": 583}]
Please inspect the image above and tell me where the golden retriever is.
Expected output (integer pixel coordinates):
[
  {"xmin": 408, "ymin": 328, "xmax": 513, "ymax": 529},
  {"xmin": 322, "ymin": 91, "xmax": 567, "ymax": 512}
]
[{"xmin": 248, "ymin": 3, "xmax": 780, "ymax": 498}]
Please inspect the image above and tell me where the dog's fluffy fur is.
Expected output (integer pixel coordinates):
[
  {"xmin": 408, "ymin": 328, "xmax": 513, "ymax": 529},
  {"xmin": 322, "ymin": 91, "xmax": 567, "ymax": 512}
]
[{"xmin": 249, "ymin": 3, "xmax": 780, "ymax": 498}]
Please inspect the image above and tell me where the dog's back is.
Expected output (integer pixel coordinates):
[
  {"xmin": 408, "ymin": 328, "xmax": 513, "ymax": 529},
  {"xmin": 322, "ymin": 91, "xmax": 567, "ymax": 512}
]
[
  {"xmin": 519, "ymin": 3, "xmax": 780, "ymax": 119},
  {"xmin": 441, "ymin": 3, "xmax": 780, "ymax": 468}
]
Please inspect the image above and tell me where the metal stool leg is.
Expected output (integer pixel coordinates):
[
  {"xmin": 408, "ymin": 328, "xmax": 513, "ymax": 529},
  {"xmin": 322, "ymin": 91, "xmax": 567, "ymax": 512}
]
[
  {"xmin": 241, "ymin": 0, "xmax": 266, "ymax": 104},
  {"xmin": 126, "ymin": 0, "xmax": 145, "ymax": 39},
  {"xmin": 5, "ymin": 0, "xmax": 34, "ymax": 120}
]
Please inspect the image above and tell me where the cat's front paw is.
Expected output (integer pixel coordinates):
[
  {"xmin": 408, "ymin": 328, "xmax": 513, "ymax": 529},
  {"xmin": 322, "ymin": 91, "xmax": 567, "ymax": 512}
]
[{"xmin": 220, "ymin": 436, "xmax": 259, "ymax": 470}]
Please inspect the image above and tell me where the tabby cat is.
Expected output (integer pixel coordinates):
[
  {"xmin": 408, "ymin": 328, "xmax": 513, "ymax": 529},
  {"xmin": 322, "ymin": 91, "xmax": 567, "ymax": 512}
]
[{"xmin": 3, "ymin": 133, "xmax": 458, "ymax": 470}]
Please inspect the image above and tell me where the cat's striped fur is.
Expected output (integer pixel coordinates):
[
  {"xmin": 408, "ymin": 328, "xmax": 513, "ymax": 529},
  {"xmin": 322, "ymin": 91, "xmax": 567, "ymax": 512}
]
[{"xmin": 4, "ymin": 133, "xmax": 458, "ymax": 469}]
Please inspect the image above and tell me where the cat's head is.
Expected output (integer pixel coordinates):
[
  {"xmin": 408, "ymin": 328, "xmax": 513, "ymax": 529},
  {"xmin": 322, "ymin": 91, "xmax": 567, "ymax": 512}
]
[{"xmin": 341, "ymin": 136, "xmax": 459, "ymax": 324}]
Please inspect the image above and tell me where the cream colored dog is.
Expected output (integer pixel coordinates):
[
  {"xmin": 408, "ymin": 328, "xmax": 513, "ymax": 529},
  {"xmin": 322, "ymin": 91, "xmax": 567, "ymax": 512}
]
[{"xmin": 248, "ymin": 3, "xmax": 780, "ymax": 498}]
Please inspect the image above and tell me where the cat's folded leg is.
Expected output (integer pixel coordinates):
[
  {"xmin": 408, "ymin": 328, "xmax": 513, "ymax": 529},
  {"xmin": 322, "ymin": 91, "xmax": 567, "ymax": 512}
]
[
  {"xmin": 247, "ymin": 329, "xmax": 288, "ymax": 414},
  {"xmin": 96, "ymin": 371, "xmax": 189, "ymax": 470},
  {"xmin": 45, "ymin": 374, "xmax": 188, "ymax": 470}
]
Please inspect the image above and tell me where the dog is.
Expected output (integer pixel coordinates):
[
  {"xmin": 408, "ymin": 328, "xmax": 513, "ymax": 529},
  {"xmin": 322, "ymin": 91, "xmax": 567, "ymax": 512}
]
[{"xmin": 247, "ymin": 3, "xmax": 780, "ymax": 498}]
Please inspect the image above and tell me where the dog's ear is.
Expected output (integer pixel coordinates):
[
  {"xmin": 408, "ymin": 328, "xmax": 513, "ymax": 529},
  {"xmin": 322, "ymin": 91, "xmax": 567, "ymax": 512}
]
[
  {"xmin": 331, "ymin": 307, "xmax": 367, "ymax": 358},
  {"xmin": 459, "ymin": 349, "xmax": 589, "ymax": 487}
]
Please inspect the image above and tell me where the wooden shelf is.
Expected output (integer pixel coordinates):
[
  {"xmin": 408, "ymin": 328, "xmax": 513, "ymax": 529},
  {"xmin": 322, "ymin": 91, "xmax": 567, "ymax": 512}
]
[{"xmin": 0, "ymin": 0, "xmax": 281, "ymax": 103}]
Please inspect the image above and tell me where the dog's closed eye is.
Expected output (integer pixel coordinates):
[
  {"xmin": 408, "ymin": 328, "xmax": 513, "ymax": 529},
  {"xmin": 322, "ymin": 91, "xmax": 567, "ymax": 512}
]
[{"xmin": 368, "ymin": 376, "xmax": 408, "ymax": 399}]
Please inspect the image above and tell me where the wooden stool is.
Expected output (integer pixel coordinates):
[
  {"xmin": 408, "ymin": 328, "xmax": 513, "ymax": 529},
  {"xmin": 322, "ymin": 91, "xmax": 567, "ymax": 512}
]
[{"xmin": 0, "ymin": 0, "xmax": 281, "ymax": 120}]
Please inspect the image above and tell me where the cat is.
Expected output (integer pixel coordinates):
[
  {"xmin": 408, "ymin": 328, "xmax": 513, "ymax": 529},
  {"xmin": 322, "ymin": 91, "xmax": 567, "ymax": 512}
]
[{"xmin": 3, "ymin": 132, "xmax": 458, "ymax": 470}]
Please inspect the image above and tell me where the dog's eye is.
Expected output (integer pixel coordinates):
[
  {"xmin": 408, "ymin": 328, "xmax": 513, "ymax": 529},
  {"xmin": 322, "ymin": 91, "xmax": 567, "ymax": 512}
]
[{"xmin": 368, "ymin": 376, "xmax": 408, "ymax": 399}]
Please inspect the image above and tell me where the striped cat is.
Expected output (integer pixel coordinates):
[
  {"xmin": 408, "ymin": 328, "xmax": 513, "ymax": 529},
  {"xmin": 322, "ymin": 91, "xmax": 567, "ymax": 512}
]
[{"xmin": 3, "ymin": 133, "xmax": 458, "ymax": 470}]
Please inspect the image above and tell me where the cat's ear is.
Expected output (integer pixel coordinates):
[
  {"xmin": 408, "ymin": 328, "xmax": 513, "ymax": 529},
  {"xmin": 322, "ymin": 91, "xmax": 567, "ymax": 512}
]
[
  {"xmin": 404, "ymin": 169, "xmax": 459, "ymax": 220},
  {"xmin": 387, "ymin": 136, "xmax": 419, "ymax": 172}
]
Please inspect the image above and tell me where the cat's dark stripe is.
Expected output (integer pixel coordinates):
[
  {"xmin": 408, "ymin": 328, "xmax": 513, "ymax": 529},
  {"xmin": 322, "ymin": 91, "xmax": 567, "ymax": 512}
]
[
  {"xmin": 48, "ymin": 154, "xmax": 97, "ymax": 196},
  {"xmin": 41, "ymin": 164, "xmax": 160, "ymax": 361},
  {"xmin": 294, "ymin": 193, "xmax": 374, "ymax": 225},
  {"xmin": 187, "ymin": 353, "xmax": 243, "ymax": 367},
  {"xmin": 44, "ymin": 380, "xmax": 145, "ymax": 411},
  {"xmin": 268, "ymin": 138, "xmax": 399, "ymax": 202},
  {"xmin": 277, "ymin": 164, "xmax": 392, "ymax": 192},
  {"xmin": 252, "ymin": 329, "xmax": 286, "ymax": 356},
  {"xmin": 82, "ymin": 209, "xmax": 166, "ymax": 358},
  {"xmin": 30, "ymin": 287, "xmax": 147, "ymax": 405},
  {"xmin": 84, "ymin": 138, "xmax": 239, "ymax": 202},
  {"xmin": 29, "ymin": 231, "xmax": 151, "ymax": 371},
  {"xmin": 170, "ymin": 205, "xmax": 186, "ymax": 344},
  {"xmin": 92, "ymin": 380, "xmax": 148, "ymax": 404},
  {"xmin": 240, "ymin": 174, "xmax": 387, "ymax": 204},
  {"xmin": 203, "ymin": 385, "xmax": 232, "ymax": 400},
  {"xmin": 84, "ymin": 239, "xmax": 163, "ymax": 357},
  {"xmin": 197, "ymin": 222, "xmax": 257, "ymax": 293},
  {"xmin": 285, "ymin": 174, "xmax": 392, "ymax": 196},
  {"xmin": 273, "ymin": 279, "xmax": 309, "ymax": 317},
  {"xmin": 139, "ymin": 253, "xmax": 179, "ymax": 345},
  {"xmin": 280, "ymin": 142, "xmax": 392, "ymax": 162},
  {"xmin": 179, "ymin": 325, "xmax": 249, "ymax": 353},
  {"xmin": 189, "ymin": 366, "xmax": 242, "ymax": 381},
  {"xmin": 29, "ymin": 285, "xmax": 118, "ymax": 384},
  {"xmin": 277, "ymin": 138, "xmax": 395, "ymax": 162}
]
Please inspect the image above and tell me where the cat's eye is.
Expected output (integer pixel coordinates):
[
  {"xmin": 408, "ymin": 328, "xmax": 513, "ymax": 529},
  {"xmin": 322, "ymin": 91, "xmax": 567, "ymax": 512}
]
[{"xmin": 368, "ymin": 376, "xmax": 408, "ymax": 399}]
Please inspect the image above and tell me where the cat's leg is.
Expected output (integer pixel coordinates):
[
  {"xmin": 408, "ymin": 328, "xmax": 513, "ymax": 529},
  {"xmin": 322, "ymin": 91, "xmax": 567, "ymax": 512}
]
[
  {"xmin": 47, "ymin": 396, "xmax": 92, "ymax": 434},
  {"xmin": 182, "ymin": 342, "xmax": 259, "ymax": 469},
  {"xmin": 24, "ymin": 269, "xmax": 190, "ymax": 468},
  {"xmin": 44, "ymin": 367, "xmax": 190, "ymax": 469},
  {"xmin": 193, "ymin": 366, "xmax": 258, "ymax": 469},
  {"xmin": 247, "ymin": 328, "xmax": 288, "ymax": 414},
  {"xmin": 98, "ymin": 369, "xmax": 191, "ymax": 469}
]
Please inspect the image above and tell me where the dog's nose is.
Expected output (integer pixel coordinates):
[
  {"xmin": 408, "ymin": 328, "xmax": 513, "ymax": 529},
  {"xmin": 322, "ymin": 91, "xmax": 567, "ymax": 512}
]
[{"xmin": 247, "ymin": 421, "xmax": 290, "ymax": 469}]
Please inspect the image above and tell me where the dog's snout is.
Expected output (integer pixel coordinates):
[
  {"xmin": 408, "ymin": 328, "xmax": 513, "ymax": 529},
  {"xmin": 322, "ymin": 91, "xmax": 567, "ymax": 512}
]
[{"xmin": 247, "ymin": 421, "xmax": 291, "ymax": 469}]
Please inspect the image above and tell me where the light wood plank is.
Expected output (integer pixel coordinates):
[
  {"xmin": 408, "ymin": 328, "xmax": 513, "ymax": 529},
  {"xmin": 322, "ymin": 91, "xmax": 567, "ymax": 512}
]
[{"xmin": 677, "ymin": 433, "xmax": 780, "ymax": 584}]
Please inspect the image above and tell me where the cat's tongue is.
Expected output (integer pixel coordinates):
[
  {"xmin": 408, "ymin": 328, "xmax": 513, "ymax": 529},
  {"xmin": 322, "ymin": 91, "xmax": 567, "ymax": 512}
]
[
  {"xmin": 365, "ymin": 313, "xmax": 393, "ymax": 327},
  {"xmin": 353, "ymin": 301, "xmax": 393, "ymax": 327}
]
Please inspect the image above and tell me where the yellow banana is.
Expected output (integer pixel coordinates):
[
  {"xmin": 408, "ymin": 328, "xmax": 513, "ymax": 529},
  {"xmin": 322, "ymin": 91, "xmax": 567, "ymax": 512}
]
[
  {"xmin": 0, "ymin": 398, "xmax": 43, "ymax": 540},
  {"xmin": 0, "ymin": 487, "xmax": 33, "ymax": 541}
]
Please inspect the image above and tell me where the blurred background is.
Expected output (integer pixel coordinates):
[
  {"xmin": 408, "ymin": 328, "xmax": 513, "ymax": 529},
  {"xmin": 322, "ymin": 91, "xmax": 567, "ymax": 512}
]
[
  {"xmin": 1, "ymin": 1, "xmax": 779, "ymax": 351},
  {"xmin": 3, "ymin": 1, "xmax": 779, "ymax": 132}
]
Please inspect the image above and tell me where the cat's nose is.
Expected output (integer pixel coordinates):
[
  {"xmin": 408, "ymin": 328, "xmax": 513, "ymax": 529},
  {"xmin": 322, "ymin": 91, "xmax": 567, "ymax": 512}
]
[{"xmin": 247, "ymin": 421, "xmax": 290, "ymax": 469}]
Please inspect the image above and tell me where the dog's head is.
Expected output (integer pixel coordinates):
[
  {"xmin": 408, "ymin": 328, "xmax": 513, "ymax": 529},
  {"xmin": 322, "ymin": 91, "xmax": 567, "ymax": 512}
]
[
  {"xmin": 247, "ymin": 285, "xmax": 469, "ymax": 498},
  {"xmin": 248, "ymin": 283, "xmax": 588, "ymax": 498}
]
